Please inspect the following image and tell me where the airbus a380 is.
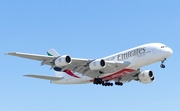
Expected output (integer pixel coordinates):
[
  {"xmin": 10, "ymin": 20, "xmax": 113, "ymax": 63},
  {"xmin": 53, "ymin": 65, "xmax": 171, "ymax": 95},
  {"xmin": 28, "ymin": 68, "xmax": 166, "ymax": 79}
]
[{"xmin": 7, "ymin": 43, "xmax": 173, "ymax": 86}]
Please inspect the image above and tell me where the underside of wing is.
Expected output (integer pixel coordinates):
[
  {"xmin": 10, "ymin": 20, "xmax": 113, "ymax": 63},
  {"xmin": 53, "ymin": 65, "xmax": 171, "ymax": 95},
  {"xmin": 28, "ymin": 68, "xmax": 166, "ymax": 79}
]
[
  {"xmin": 7, "ymin": 50, "xmax": 132, "ymax": 79},
  {"xmin": 63, "ymin": 60, "xmax": 131, "ymax": 78},
  {"xmin": 118, "ymin": 69, "xmax": 140, "ymax": 83},
  {"xmin": 7, "ymin": 52, "xmax": 91, "ymax": 67},
  {"xmin": 100, "ymin": 61, "xmax": 131, "ymax": 73},
  {"xmin": 24, "ymin": 74, "xmax": 63, "ymax": 80},
  {"xmin": 7, "ymin": 52, "xmax": 55, "ymax": 61}
]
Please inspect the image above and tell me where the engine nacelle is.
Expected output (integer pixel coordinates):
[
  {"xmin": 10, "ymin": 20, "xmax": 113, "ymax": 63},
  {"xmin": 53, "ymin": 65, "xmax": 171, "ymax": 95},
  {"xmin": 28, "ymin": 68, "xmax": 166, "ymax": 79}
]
[
  {"xmin": 89, "ymin": 59, "xmax": 106, "ymax": 70},
  {"xmin": 138, "ymin": 70, "xmax": 155, "ymax": 84},
  {"xmin": 55, "ymin": 55, "xmax": 72, "ymax": 67}
]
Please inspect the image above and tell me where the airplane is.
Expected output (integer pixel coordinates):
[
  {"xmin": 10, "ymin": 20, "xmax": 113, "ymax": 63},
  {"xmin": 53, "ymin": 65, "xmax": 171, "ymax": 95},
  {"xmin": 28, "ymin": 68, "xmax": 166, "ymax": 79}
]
[{"xmin": 7, "ymin": 43, "xmax": 173, "ymax": 86}]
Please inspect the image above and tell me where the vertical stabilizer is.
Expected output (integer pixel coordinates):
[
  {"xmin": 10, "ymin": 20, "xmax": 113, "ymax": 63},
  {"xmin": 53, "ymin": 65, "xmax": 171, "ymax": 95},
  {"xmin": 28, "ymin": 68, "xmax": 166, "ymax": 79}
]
[{"xmin": 47, "ymin": 48, "xmax": 60, "ymax": 57}]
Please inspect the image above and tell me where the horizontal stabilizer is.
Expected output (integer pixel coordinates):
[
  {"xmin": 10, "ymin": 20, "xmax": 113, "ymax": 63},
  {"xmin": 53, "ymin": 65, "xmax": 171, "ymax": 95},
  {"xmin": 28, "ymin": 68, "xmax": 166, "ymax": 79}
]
[{"xmin": 24, "ymin": 74, "xmax": 63, "ymax": 80}]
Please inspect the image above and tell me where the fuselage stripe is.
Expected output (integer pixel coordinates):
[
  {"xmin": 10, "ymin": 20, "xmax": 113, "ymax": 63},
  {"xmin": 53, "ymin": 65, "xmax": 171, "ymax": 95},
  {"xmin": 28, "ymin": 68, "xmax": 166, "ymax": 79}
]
[
  {"xmin": 65, "ymin": 70, "xmax": 80, "ymax": 78},
  {"xmin": 101, "ymin": 68, "xmax": 135, "ymax": 81}
]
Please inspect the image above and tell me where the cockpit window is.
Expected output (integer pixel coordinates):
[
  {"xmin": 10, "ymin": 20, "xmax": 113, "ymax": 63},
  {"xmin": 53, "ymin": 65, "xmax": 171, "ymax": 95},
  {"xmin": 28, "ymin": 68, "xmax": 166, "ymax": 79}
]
[{"xmin": 161, "ymin": 46, "xmax": 167, "ymax": 48}]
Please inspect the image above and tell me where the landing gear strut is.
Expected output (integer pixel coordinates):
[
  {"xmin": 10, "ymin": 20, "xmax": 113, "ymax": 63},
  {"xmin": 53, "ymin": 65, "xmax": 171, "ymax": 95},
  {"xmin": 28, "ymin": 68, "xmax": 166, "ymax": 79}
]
[{"xmin": 160, "ymin": 58, "xmax": 166, "ymax": 68}]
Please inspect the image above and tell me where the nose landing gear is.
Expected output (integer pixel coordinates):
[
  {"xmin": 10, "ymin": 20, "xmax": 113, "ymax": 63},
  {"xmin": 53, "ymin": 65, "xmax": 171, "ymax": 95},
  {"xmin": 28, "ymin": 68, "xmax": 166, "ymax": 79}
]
[{"xmin": 160, "ymin": 58, "xmax": 166, "ymax": 68}]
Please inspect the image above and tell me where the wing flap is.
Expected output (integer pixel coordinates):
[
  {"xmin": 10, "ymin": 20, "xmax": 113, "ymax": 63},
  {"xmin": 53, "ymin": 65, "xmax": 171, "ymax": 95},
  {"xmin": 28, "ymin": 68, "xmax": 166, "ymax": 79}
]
[{"xmin": 24, "ymin": 74, "xmax": 63, "ymax": 80}]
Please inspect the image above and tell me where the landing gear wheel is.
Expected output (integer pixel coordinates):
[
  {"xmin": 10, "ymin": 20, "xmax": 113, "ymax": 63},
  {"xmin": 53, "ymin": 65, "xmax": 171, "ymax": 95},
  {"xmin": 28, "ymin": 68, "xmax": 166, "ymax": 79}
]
[
  {"xmin": 119, "ymin": 82, "xmax": 123, "ymax": 86},
  {"xmin": 115, "ymin": 82, "xmax": 123, "ymax": 86},
  {"xmin": 110, "ymin": 83, "xmax": 113, "ymax": 86},
  {"xmin": 102, "ymin": 81, "xmax": 113, "ymax": 87},
  {"xmin": 93, "ymin": 78, "xmax": 103, "ymax": 85},
  {"xmin": 160, "ymin": 64, "xmax": 165, "ymax": 68}
]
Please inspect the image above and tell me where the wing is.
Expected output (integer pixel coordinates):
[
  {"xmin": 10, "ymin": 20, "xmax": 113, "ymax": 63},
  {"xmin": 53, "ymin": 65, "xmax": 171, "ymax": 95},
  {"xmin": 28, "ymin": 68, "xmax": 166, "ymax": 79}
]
[
  {"xmin": 116, "ymin": 69, "xmax": 140, "ymax": 83},
  {"xmin": 24, "ymin": 74, "xmax": 63, "ymax": 80},
  {"xmin": 7, "ymin": 51, "xmax": 131, "ymax": 78},
  {"xmin": 7, "ymin": 52, "xmax": 55, "ymax": 66},
  {"xmin": 7, "ymin": 52, "xmax": 55, "ymax": 61},
  {"xmin": 64, "ymin": 60, "xmax": 131, "ymax": 78},
  {"xmin": 7, "ymin": 52, "xmax": 90, "ymax": 66}
]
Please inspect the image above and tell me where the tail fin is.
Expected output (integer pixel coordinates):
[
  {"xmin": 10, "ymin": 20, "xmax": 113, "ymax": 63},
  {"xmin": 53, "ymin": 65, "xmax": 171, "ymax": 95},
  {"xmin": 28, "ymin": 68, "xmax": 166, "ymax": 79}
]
[{"xmin": 47, "ymin": 48, "xmax": 60, "ymax": 57}]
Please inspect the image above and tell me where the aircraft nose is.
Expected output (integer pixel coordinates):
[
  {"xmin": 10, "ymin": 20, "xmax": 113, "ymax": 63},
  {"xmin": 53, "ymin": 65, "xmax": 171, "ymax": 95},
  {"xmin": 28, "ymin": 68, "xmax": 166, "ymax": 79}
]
[
  {"xmin": 163, "ymin": 47, "xmax": 173, "ymax": 57},
  {"xmin": 168, "ymin": 48, "xmax": 173, "ymax": 55}
]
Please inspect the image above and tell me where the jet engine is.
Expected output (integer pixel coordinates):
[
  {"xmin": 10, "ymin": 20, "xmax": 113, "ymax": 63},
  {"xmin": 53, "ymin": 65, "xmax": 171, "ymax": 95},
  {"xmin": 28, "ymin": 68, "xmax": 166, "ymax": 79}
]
[
  {"xmin": 55, "ymin": 55, "xmax": 72, "ymax": 67},
  {"xmin": 89, "ymin": 59, "xmax": 106, "ymax": 70},
  {"xmin": 138, "ymin": 70, "xmax": 155, "ymax": 84}
]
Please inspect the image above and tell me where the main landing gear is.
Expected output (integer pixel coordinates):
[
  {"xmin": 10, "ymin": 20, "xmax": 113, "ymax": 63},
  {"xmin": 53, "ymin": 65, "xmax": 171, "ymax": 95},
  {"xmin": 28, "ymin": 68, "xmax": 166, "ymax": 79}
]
[
  {"xmin": 93, "ymin": 78, "xmax": 102, "ymax": 85},
  {"xmin": 93, "ymin": 78, "xmax": 113, "ymax": 86},
  {"xmin": 160, "ymin": 58, "xmax": 166, "ymax": 68},
  {"xmin": 102, "ymin": 81, "xmax": 113, "ymax": 86},
  {"xmin": 93, "ymin": 78, "xmax": 124, "ymax": 87},
  {"xmin": 115, "ymin": 82, "xmax": 123, "ymax": 86}
]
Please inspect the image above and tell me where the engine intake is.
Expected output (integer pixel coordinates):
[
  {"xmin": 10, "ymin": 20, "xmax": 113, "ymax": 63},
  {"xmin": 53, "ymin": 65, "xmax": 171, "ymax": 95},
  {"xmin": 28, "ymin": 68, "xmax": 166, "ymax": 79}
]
[
  {"xmin": 89, "ymin": 59, "xmax": 106, "ymax": 70},
  {"xmin": 138, "ymin": 70, "xmax": 155, "ymax": 84},
  {"xmin": 55, "ymin": 55, "xmax": 72, "ymax": 67}
]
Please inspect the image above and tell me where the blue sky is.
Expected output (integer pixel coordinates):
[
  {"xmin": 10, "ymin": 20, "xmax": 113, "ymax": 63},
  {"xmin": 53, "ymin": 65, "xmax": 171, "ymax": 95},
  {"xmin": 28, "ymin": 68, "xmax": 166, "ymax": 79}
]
[{"xmin": 0, "ymin": 0, "xmax": 180, "ymax": 111}]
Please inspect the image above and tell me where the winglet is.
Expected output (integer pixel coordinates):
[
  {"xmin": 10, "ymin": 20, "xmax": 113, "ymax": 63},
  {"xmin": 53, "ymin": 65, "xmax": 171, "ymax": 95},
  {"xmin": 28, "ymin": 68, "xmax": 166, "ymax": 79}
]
[
  {"xmin": 47, "ymin": 52, "xmax": 53, "ymax": 56},
  {"xmin": 47, "ymin": 48, "xmax": 60, "ymax": 57}
]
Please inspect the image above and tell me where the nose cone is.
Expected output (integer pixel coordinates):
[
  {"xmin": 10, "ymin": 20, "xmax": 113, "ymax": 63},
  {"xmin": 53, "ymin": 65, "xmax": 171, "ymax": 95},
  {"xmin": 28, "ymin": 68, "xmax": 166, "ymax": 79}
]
[
  {"xmin": 164, "ymin": 47, "xmax": 173, "ymax": 57},
  {"xmin": 169, "ymin": 48, "xmax": 173, "ymax": 55}
]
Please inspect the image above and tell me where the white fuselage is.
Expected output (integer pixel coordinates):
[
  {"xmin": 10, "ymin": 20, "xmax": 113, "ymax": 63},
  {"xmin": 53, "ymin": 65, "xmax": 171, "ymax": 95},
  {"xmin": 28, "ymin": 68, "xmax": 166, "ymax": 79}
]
[{"xmin": 51, "ymin": 43, "xmax": 173, "ymax": 84}]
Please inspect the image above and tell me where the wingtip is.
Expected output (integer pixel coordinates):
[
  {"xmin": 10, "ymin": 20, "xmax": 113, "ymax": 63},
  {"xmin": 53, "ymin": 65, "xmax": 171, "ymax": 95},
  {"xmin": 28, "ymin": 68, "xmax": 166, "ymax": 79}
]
[
  {"xmin": 5, "ymin": 52, "xmax": 16, "ymax": 55},
  {"xmin": 5, "ymin": 52, "xmax": 11, "ymax": 56},
  {"xmin": 23, "ymin": 74, "xmax": 30, "ymax": 77}
]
